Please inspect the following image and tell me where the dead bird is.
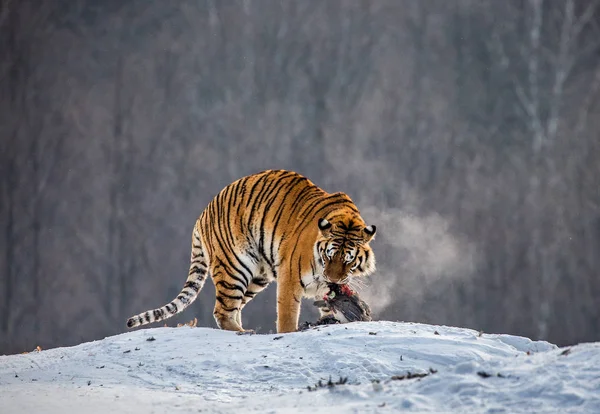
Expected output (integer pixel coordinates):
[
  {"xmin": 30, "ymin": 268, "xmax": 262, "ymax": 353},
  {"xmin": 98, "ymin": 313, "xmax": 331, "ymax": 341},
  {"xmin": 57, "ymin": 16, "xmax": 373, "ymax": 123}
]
[
  {"xmin": 298, "ymin": 284, "xmax": 372, "ymax": 331},
  {"xmin": 314, "ymin": 283, "xmax": 372, "ymax": 323}
]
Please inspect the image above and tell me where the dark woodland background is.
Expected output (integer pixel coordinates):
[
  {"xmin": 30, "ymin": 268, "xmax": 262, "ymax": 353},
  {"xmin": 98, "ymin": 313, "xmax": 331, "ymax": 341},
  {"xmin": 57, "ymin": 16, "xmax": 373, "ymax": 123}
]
[{"xmin": 1, "ymin": 0, "xmax": 600, "ymax": 355}]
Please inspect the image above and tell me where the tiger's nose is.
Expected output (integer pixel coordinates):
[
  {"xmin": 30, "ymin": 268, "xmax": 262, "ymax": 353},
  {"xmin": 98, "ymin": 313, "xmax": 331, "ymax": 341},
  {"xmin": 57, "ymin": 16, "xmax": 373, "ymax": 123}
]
[{"xmin": 324, "ymin": 255, "xmax": 350, "ymax": 283}]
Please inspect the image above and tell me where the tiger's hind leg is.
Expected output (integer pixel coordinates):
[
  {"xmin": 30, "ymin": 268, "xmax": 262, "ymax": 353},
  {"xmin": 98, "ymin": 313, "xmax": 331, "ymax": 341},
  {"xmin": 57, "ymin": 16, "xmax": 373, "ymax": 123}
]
[
  {"xmin": 212, "ymin": 268, "xmax": 249, "ymax": 332},
  {"xmin": 235, "ymin": 276, "xmax": 271, "ymax": 327},
  {"xmin": 213, "ymin": 300, "xmax": 244, "ymax": 332}
]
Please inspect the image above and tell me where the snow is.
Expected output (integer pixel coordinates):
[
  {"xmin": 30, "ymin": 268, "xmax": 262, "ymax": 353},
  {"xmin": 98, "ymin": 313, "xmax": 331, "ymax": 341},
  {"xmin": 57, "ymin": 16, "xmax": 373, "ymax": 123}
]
[{"xmin": 1, "ymin": 321, "xmax": 599, "ymax": 413}]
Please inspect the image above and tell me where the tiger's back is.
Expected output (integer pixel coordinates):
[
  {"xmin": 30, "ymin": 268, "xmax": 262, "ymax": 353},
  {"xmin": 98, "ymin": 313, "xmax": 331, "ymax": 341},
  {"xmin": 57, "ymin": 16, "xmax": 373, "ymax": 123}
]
[{"xmin": 127, "ymin": 169, "xmax": 377, "ymax": 333}]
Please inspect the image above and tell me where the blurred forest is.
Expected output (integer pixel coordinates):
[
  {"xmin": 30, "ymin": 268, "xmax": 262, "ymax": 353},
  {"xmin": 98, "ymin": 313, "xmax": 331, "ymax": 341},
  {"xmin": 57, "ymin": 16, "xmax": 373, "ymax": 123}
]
[{"xmin": 1, "ymin": 0, "xmax": 600, "ymax": 355}]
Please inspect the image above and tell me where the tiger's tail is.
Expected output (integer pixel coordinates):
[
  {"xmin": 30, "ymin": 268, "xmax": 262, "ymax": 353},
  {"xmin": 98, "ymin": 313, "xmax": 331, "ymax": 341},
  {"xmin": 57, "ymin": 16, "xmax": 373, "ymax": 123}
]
[{"xmin": 126, "ymin": 224, "xmax": 208, "ymax": 328}]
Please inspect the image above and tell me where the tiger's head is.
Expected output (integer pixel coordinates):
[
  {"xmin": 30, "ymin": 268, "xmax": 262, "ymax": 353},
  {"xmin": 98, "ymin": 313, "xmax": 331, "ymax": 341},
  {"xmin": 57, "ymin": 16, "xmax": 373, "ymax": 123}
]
[{"xmin": 315, "ymin": 216, "xmax": 377, "ymax": 285}]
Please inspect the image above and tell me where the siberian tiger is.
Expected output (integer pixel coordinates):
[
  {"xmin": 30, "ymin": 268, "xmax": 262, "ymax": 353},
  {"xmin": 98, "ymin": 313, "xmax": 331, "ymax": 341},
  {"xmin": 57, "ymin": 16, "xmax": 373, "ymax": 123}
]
[{"xmin": 126, "ymin": 169, "xmax": 377, "ymax": 333}]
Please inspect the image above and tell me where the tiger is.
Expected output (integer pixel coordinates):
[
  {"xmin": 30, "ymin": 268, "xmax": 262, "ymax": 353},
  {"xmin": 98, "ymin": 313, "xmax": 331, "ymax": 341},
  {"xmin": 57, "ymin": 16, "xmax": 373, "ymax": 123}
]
[{"xmin": 126, "ymin": 169, "xmax": 377, "ymax": 333}]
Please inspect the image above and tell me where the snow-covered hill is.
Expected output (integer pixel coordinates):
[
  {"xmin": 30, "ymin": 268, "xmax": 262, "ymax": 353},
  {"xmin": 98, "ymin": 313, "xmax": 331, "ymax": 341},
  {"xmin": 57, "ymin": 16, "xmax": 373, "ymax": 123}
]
[{"xmin": 1, "ymin": 321, "xmax": 599, "ymax": 413}]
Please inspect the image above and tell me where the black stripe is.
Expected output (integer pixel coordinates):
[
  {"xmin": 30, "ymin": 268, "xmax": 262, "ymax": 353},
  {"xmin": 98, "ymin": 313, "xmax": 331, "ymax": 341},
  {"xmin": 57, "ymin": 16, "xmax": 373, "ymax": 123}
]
[
  {"xmin": 226, "ymin": 182, "xmax": 238, "ymax": 238},
  {"xmin": 184, "ymin": 280, "xmax": 201, "ymax": 292},
  {"xmin": 245, "ymin": 173, "xmax": 272, "ymax": 227},
  {"xmin": 236, "ymin": 180, "xmax": 249, "ymax": 228},
  {"xmin": 297, "ymin": 256, "xmax": 306, "ymax": 287},
  {"xmin": 259, "ymin": 176, "xmax": 286, "ymax": 245},
  {"xmin": 177, "ymin": 294, "xmax": 190, "ymax": 304},
  {"xmin": 258, "ymin": 244, "xmax": 272, "ymax": 268},
  {"xmin": 269, "ymin": 196, "xmax": 290, "ymax": 263},
  {"xmin": 289, "ymin": 238, "xmax": 303, "ymax": 270},
  {"xmin": 144, "ymin": 312, "xmax": 151, "ymax": 323},
  {"xmin": 221, "ymin": 183, "xmax": 238, "ymax": 249},
  {"xmin": 215, "ymin": 186, "xmax": 226, "ymax": 227},
  {"xmin": 215, "ymin": 295, "xmax": 238, "ymax": 311},
  {"xmin": 188, "ymin": 264, "xmax": 206, "ymax": 274},
  {"xmin": 252, "ymin": 278, "xmax": 269, "ymax": 287},
  {"xmin": 217, "ymin": 291, "xmax": 244, "ymax": 301},
  {"xmin": 246, "ymin": 249, "xmax": 260, "ymax": 263},
  {"xmin": 231, "ymin": 179, "xmax": 243, "ymax": 208},
  {"xmin": 206, "ymin": 200, "xmax": 217, "ymax": 249},
  {"xmin": 180, "ymin": 288, "xmax": 195, "ymax": 297},
  {"xmin": 216, "ymin": 280, "xmax": 246, "ymax": 293},
  {"xmin": 254, "ymin": 177, "xmax": 276, "ymax": 268}
]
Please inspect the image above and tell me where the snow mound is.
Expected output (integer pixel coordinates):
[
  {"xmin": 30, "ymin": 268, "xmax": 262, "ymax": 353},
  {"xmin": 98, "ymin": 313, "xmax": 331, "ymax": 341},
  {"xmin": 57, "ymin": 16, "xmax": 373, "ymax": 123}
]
[{"xmin": 1, "ymin": 321, "xmax": 599, "ymax": 413}]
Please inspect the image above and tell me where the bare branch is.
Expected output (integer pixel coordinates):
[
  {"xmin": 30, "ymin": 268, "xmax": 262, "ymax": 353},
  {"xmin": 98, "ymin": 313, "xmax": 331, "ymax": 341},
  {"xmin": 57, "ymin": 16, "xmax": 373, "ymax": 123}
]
[
  {"xmin": 528, "ymin": 0, "xmax": 545, "ymax": 151},
  {"xmin": 0, "ymin": 0, "xmax": 11, "ymax": 29},
  {"xmin": 546, "ymin": 0, "xmax": 575, "ymax": 141},
  {"xmin": 575, "ymin": 65, "xmax": 600, "ymax": 137},
  {"xmin": 570, "ymin": 0, "xmax": 600, "ymax": 40}
]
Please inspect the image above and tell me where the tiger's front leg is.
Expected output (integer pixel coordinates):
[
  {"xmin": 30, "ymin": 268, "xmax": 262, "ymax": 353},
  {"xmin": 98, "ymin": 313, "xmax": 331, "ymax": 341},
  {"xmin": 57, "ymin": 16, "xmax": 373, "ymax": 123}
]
[{"xmin": 276, "ymin": 264, "xmax": 304, "ymax": 333}]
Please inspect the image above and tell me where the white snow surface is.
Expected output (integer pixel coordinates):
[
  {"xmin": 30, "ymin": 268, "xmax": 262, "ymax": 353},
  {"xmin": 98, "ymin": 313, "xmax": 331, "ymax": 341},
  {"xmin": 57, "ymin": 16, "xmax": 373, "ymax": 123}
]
[{"xmin": 1, "ymin": 321, "xmax": 599, "ymax": 413}]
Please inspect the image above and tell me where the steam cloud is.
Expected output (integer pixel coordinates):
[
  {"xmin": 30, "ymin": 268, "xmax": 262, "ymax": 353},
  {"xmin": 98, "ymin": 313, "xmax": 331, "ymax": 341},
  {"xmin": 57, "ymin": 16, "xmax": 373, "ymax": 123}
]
[{"xmin": 358, "ymin": 207, "xmax": 479, "ymax": 314}]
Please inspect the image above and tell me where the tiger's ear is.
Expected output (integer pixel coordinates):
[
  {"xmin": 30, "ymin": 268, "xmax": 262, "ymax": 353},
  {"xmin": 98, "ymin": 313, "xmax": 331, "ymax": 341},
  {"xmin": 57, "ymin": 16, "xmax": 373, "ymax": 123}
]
[
  {"xmin": 363, "ymin": 225, "xmax": 377, "ymax": 240},
  {"xmin": 318, "ymin": 218, "xmax": 332, "ymax": 232}
]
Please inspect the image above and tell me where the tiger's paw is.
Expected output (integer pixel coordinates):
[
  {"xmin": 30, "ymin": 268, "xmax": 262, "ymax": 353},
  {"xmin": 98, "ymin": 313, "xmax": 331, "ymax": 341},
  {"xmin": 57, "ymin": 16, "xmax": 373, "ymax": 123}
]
[{"xmin": 236, "ymin": 329, "xmax": 256, "ymax": 335}]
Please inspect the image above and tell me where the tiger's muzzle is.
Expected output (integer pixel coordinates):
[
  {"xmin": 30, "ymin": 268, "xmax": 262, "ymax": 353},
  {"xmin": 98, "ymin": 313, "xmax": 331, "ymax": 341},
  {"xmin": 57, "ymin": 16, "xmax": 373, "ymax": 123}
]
[{"xmin": 323, "ymin": 253, "xmax": 352, "ymax": 284}]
